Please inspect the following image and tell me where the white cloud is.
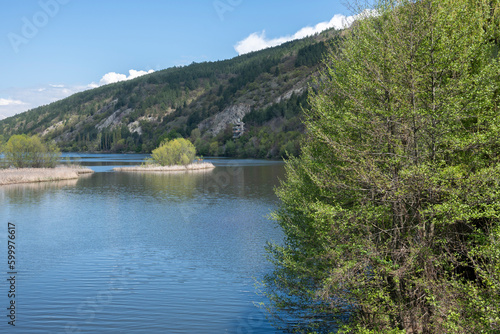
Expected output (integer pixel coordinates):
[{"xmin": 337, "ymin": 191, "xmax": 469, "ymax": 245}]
[
  {"xmin": 0, "ymin": 98, "xmax": 25, "ymax": 106},
  {"xmin": 98, "ymin": 69, "xmax": 155, "ymax": 86},
  {"xmin": 99, "ymin": 72, "xmax": 127, "ymax": 86},
  {"xmin": 0, "ymin": 69, "xmax": 155, "ymax": 118},
  {"xmin": 235, "ymin": 12, "xmax": 364, "ymax": 55},
  {"xmin": 0, "ymin": 86, "xmax": 82, "ymax": 118},
  {"xmin": 234, "ymin": 32, "xmax": 290, "ymax": 55}
]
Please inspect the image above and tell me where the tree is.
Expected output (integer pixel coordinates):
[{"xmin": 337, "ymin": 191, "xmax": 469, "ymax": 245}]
[
  {"xmin": 209, "ymin": 141, "xmax": 219, "ymax": 157},
  {"xmin": 190, "ymin": 128, "xmax": 201, "ymax": 142},
  {"xmin": 264, "ymin": 0, "xmax": 500, "ymax": 333},
  {"xmin": 225, "ymin": 139, "xmax": 236, "ymax": 156},
  {"xmin": 150, "ymin": 138, "xmax": 196, "ymax": 166},
  {"xmin": 2, "ymin": 135, "xmax": 60, "ymax": 168},
  {"xmin": 0, "ymin": 134, "xmax": 4, "ymax": 152}
]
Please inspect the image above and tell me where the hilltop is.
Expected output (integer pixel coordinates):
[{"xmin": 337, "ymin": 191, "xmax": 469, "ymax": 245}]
[{"xmin": 0, "ymin": 29, "xmax": 340, "ymax": 158}]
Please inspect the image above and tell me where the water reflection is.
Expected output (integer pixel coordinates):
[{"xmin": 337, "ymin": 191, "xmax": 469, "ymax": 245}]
[
  {"xmin": 0, "ymin": 178, "xmax": 79, "ymax": 204},
  {"xmin": 121, "ymin": 168, "xmax": 216, "ymax": 201},
  {"xmin": 0, "ymin": 155, "xmax": 285, "ymax": 333}
]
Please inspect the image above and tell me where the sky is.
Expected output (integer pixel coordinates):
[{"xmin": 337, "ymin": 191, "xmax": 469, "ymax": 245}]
[{"xmin": 0, "ymin": 0, "xmax": 356, "ymax": 119}]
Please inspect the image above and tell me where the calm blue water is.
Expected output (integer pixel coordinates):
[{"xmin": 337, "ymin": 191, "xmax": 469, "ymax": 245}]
[{"xmin": 0, "ymin": 154, "xmax": 285, "ymax": 333}]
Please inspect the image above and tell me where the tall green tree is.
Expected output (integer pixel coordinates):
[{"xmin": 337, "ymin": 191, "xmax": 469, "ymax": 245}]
[{"xmin": 264, "ymin": 0, "xmax": 500, "ymax": 333}]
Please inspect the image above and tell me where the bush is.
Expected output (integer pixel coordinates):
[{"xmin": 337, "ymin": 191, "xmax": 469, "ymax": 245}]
[
  {"xmin": 150, "ymin": 138, "xmax": 196, "ymax": 166},
  {"xmin": 2, "ymin": 135, "xmax": 60, "ymax": 168}
]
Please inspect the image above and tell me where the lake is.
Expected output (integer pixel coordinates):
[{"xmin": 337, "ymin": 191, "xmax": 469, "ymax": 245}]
[{"xmin": 0, "ymin": 154, "xmax": 285, "ymax": 333}]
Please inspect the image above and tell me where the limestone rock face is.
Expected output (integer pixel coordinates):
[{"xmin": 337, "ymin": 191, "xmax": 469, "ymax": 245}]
[
  {"xmin": 199, "ymin": 104, "xmax": 251, "ymax": 136},
  {"xmin": 96, "ymin": 108, "xmax": 133, "ymax": 131}
]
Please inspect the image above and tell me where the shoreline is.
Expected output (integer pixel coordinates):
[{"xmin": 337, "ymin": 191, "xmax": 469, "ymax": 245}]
[
  {"xmin": 113, "ymin": 162, "xmax": 215, "ymax": 172},
  {"xmin": 0, "ymin": 166, "xmax": 94, "ymax": 186}
]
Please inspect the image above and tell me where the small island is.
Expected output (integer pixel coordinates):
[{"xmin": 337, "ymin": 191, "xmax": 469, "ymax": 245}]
[
  {"xmin": 113, "ymin": 138, "xmax": 215, "ymax": 173},
  {"xmin": 0, "ymin": 166, "xmax": 94, "ymax": 185},
  {"xmin": 113, "ymin": 162, "xmax": 215, "ymax": 172},
  {"xmin": 0, "ymin": 134, "xmax": 94, "ymax": 185}
]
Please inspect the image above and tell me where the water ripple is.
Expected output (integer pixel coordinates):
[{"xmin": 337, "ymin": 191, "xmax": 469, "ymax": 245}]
[{"xmin": 1, "ymin": 156, "xmax": 284, "ymax": 333}]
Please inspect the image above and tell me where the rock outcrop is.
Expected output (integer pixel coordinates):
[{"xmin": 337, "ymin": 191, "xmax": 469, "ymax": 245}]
[{"xmin": 199, "ymin": 104, "xmax": 251, "ymax": 136}]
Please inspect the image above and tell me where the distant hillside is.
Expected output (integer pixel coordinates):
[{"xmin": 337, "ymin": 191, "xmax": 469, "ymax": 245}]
[{"xmin": 0, "ymin": 29, "xmax": 339, "ymax": 158}]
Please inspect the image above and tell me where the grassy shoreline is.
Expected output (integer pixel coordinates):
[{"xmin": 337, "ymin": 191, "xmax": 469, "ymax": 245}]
[
  {"xmin": 0, "ymin": 166, "xmax": 94, "ymax": 185},
  {"xmin": 113, "ymin": 162, "xmax": 215, "ymax": 172}
]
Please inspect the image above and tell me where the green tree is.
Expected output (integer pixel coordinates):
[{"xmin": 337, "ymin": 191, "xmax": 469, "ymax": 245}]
[
  {"xmin": 3, "ymin": 135, "xmax": 60, "ymax": 168},
  {"xmin": 0, "ymin": 135, "xmax": 5, "ymax": 168},
  {"xmin": 190, "ymin": 128, "xmax": 201, "ymax": 143},
  {"xmin": 151, "ymin": 138, "xmax": 196, "ymax": 166},
  {"xmin": 209, "ymin": 141, "xmax": 219, "ymax": 157},
  {"xmin": 264, "ymin": 0, "xmax": 500, "ymax": 333},
  {"xmin": 0, "ymin": 135, "xmax": 4, "ymax": 153},
  {"xmin": 225, "ymin": 139, "xmax": 236, "ymax": 156}
]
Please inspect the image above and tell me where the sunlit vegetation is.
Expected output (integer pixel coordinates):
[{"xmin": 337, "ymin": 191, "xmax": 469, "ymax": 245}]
[
  {"xmin": 1, "ymin": 134, "xmax": 60, "ymax": 168},
  {"xmin": 265, "ymin": 0, "xmax": 500, "ymax": 332},
  {"xmin": 149, "ymin": 138, "xmax": 196, "ymax": 166}
]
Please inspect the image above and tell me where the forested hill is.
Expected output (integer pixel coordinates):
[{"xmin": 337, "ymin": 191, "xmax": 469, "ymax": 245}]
[{"xmin": 0, "ymin": 29, "xmax": 339, "ymax": 158}]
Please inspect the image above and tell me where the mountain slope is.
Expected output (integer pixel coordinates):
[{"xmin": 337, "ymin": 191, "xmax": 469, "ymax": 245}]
[{"xmin": 0, "ymin": 29, "xmax": 339, "ymax": 158}]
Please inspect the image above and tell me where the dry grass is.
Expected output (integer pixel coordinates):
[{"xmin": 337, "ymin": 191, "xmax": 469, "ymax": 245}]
[
  {"xmin": 0, "ymin": 178, "xmax": 79, "ymax": 193},
  {"xmin": 0, "ymin": 166, "xmax": 94, "ymax": 185},
  {"xmin": 113, "ymin": 162, "xmax": 216, "ymax": 172}
]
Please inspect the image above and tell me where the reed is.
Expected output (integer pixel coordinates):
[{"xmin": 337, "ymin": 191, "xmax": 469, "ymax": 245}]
[
  {"xmin": 113, "ymin": 162, "xmax": 215, "ymax": 172},
  {"xmin": 0, "ymin": 166, "xmax": 94, "ymax": 185}
]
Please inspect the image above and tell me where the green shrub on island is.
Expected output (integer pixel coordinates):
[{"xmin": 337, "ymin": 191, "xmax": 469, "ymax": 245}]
[
  {"xmin": 150, "ymin": 138, "xmax": 196, "ymax": 166},
  {"xmin": 2, "ymin": 135, "xmax": 60, "ymax": 168}
]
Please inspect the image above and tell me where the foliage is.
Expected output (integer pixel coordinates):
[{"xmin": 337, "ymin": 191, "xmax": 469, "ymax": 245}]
[
  {"xmin": 243, "ymin": 91, "xmax": 308, "ymax": 127},
  {"xmin": 2, "ymin": 135, "xmax": 60, "ymax": 168},
  {"xmin": 150, "ymin": 138, "xmax": 196, "ymax": 166},
  {"xmin": 196, "ymin": 91, "xmax": 307, "ymax": 159},
  {"xmin": 295, "ymin": 41, "xmax": 330, "ymax": 67},
  {"xmin": 264, "ymin": 0, "xmax": 500, "ymax": 333}
]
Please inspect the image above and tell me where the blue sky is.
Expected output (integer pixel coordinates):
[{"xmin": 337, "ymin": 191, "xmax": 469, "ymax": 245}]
[{"xmin": 0, "ymin": 0, "xmax": 354, "ymax": 118}]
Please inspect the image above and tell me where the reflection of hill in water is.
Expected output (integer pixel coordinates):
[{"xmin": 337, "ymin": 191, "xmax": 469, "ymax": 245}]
[{"xmin": 0, "ymin": 178, "xmax": 80, "ymax": 204}]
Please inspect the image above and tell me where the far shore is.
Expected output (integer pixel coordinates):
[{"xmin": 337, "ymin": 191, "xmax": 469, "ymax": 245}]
[
  {"xmin": 0, "ymin": 166, "xmax": 94, "ymax": 186},
  {"xmin": 113, "ymin": 162, "xmax": 215, "ymax": 172}
]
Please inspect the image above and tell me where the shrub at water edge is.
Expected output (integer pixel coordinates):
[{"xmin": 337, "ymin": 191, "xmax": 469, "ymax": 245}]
[
  {"xmin": 2, "ymin": 135, "xmax": 61, "ymax": 168},
  {"xmin": 150, "ymin": 138, "xmax": 196, "ymax": 166}
]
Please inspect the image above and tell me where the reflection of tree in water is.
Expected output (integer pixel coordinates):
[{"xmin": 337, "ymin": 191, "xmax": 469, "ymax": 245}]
[
  {"xmin": 0, "ymin": 179, "xmax": 79, "ymax": 205},
  {"xmin": 128, "ymin": 169, "xmax": 216, "ymax": 201},
  {"xmin": 134, "ymin": 164, "xmax": 283, "ymax": 202}
]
